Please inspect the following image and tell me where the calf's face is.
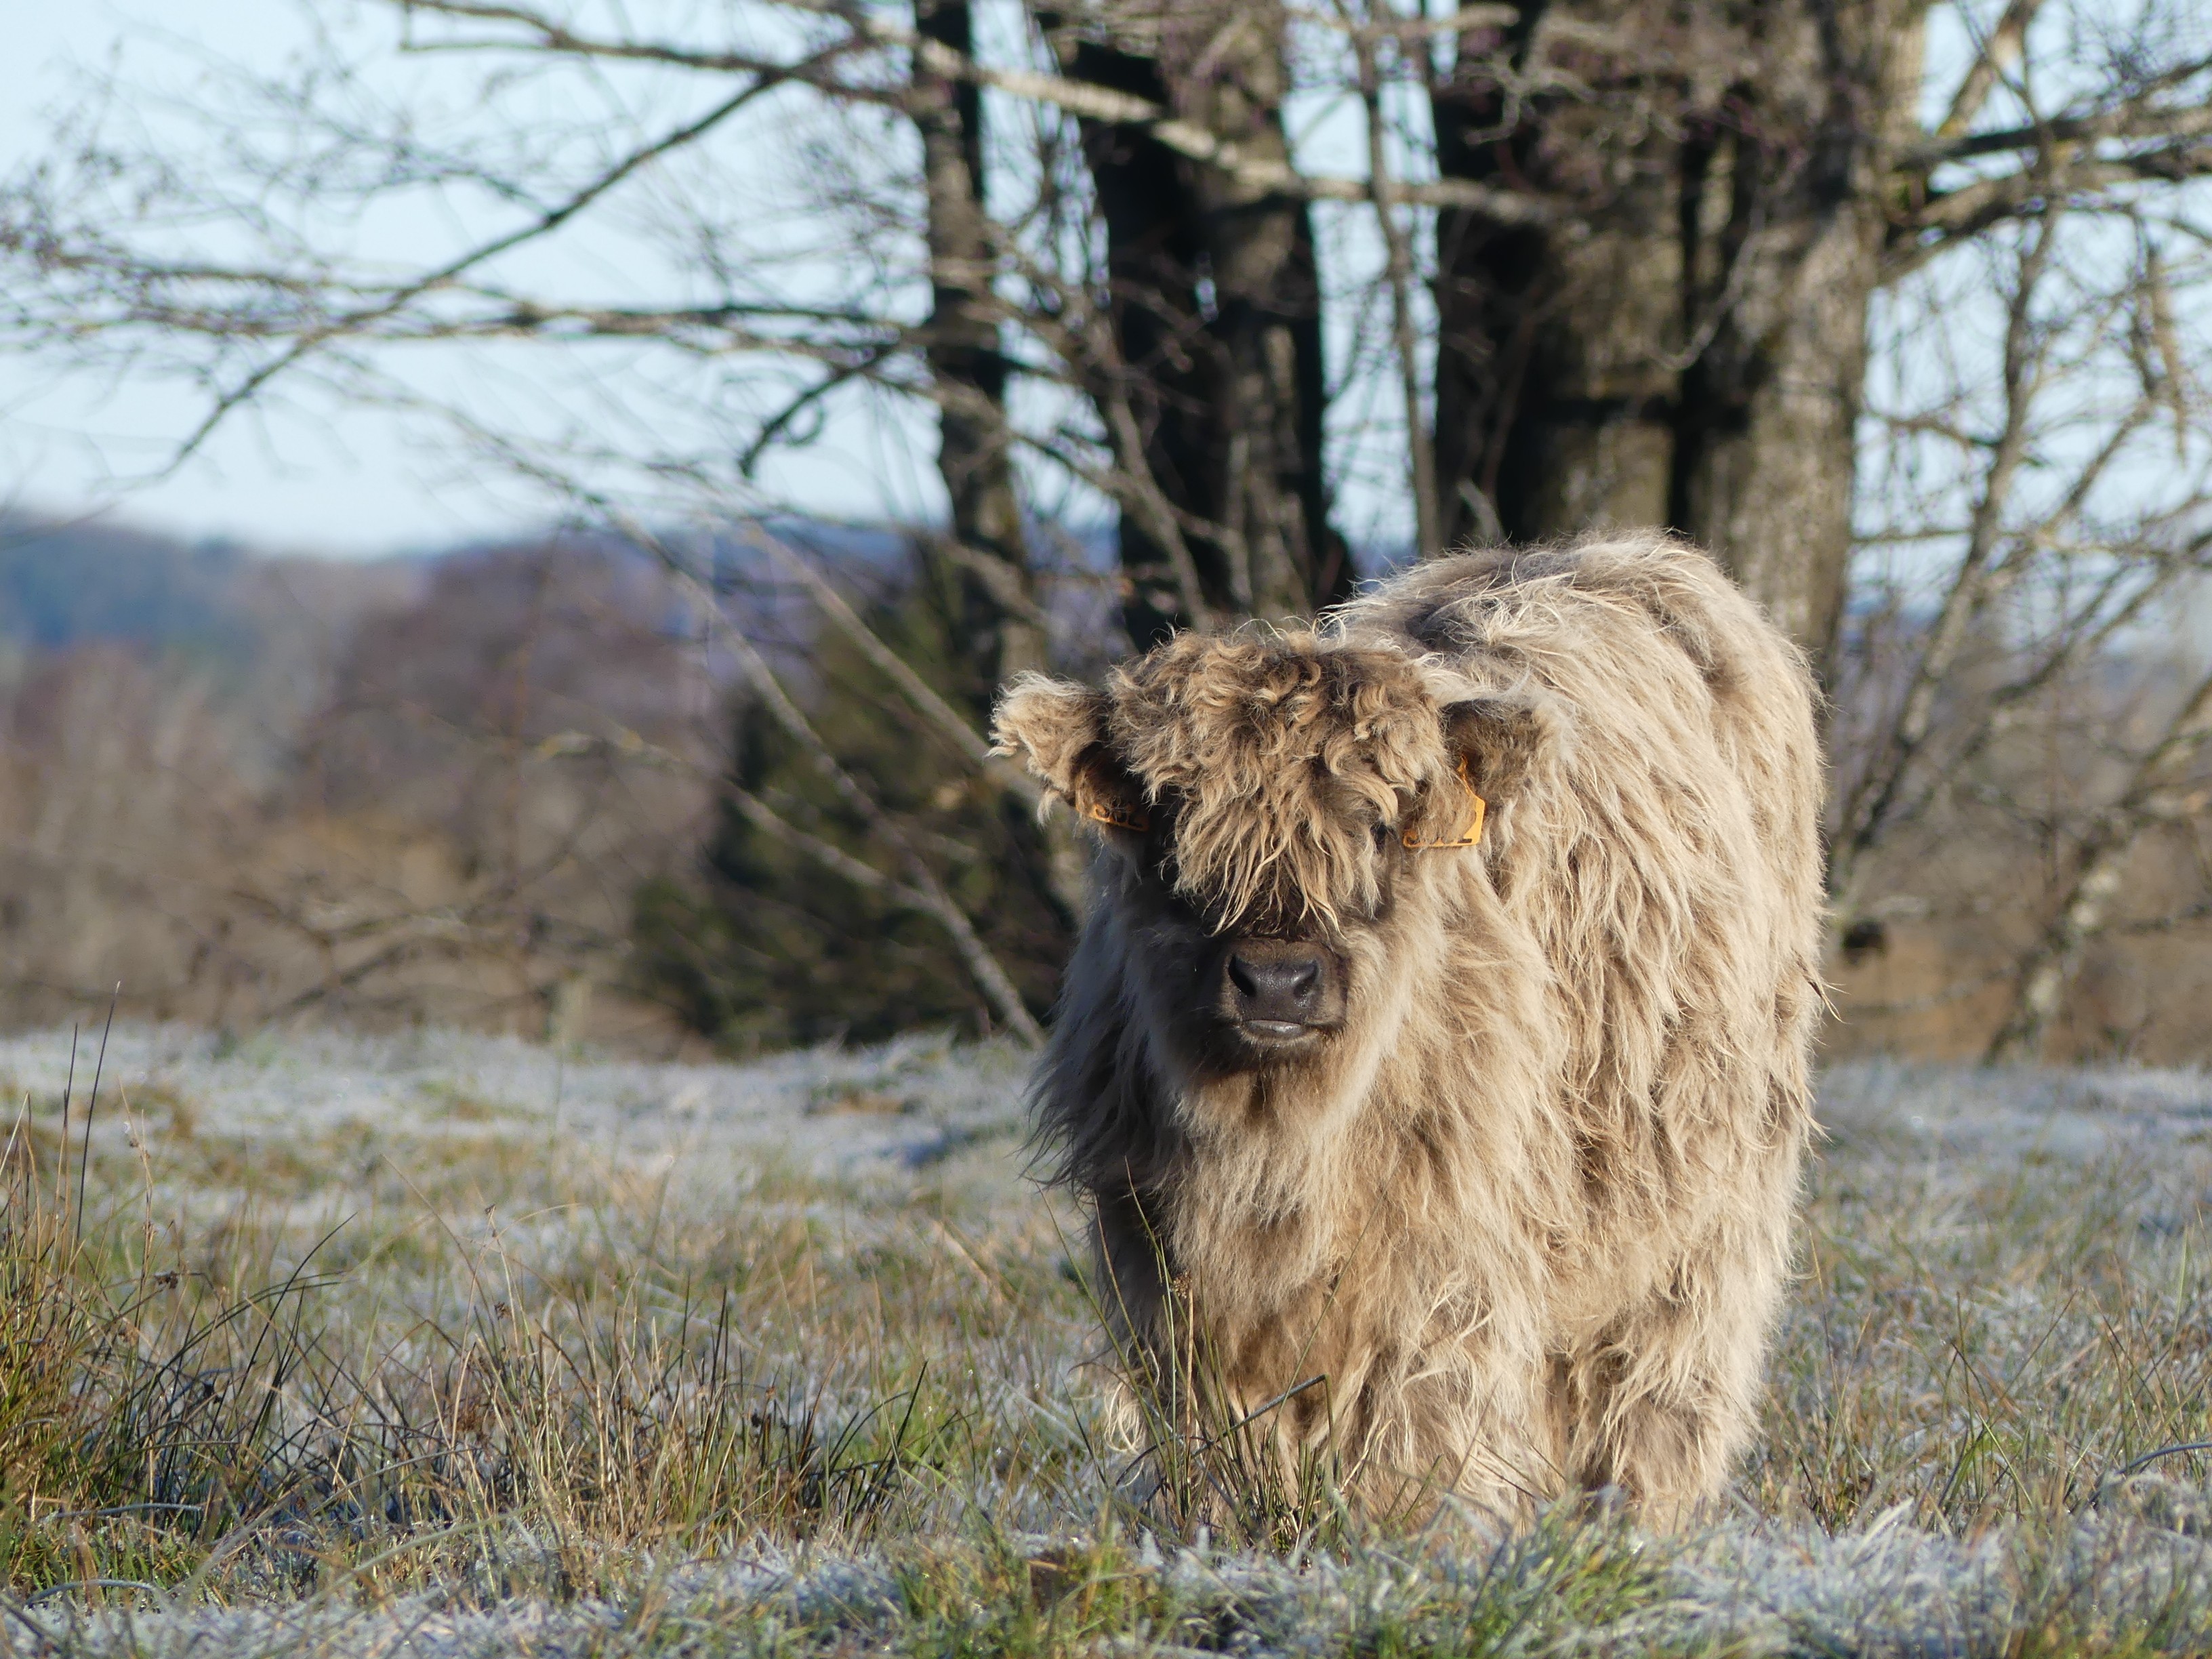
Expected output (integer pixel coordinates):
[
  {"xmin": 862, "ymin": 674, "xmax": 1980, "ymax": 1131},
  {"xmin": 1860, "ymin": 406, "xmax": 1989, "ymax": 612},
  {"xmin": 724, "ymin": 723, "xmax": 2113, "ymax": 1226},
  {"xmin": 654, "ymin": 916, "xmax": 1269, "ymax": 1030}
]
[{"xmin": 994, "ymin": 633, "xmax": 1547, "ymax": 1074}]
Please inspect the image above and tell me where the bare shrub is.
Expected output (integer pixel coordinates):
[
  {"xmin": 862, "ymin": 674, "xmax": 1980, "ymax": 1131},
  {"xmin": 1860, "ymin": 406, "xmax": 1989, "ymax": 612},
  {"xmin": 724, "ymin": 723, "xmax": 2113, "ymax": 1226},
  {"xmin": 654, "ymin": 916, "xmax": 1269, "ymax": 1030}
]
[{"xmin": 0, "ymin": 538, "xmax": 719, "ymax": 1044}]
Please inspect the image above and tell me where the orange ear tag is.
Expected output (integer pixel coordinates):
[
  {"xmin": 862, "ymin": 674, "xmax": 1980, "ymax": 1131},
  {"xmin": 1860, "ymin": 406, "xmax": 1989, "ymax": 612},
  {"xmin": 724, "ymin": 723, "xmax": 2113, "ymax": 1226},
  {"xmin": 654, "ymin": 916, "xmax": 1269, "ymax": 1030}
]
[
  {"xmin": 1085, "ymin": 798, "xmax": 1151, "ymax": 833},
  {"xmin": 1401, "ymin": 758, "xmax": 1487, "ymax": 850}
]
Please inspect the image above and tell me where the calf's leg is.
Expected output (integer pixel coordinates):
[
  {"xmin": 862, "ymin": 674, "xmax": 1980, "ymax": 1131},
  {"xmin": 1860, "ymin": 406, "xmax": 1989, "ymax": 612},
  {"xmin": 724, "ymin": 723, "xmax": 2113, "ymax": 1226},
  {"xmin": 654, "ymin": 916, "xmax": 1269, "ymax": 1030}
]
[{"xmin": 1556, "ymin": 1240, "xmax": 1784, "ymax": 1528}]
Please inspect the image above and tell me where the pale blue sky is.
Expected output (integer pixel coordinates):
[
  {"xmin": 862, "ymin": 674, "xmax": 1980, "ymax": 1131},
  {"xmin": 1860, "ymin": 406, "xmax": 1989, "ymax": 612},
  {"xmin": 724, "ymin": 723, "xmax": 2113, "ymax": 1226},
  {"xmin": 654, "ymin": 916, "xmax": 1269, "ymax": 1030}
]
[
  {"xmin": 0, "ymin": 1, "xmax": 2108, "ymax": 567},
  {"xmin": 2, "ymin": 2, "xmax": 529, "ymax": 552},
  {"xmin": 3, "ymin": 0, "xmax": 1409, "ymax": 558},
  {"xmin": 1, "ymin": 0, "xmax": 971, "ymax": 555}
]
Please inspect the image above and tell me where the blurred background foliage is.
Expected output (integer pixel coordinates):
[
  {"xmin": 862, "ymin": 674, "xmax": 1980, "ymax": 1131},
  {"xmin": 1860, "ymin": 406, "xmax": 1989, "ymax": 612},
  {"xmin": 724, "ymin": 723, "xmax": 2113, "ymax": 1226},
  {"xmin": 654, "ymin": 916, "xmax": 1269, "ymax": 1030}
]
[{"xmin": 6, "ymin": 0, "xmax": 2212, "ymax": 1061}]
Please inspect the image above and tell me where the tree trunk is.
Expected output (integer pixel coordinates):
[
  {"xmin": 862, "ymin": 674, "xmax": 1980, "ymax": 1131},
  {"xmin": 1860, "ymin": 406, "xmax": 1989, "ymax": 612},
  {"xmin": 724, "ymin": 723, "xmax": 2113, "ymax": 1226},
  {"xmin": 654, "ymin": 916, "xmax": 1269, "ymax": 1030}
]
[
  {"xmin": 914, "ymin": 9, "xmax": 1090, "ymax": 929},
  {"xmin": 915, "ymin": 0, "xmax": 1044, "ymax": 703},
  {"xmin": 1047, "ymin": 0, "xmax": 1352, "ymax": 647},
  {"xmin": 1431, "ymin": 0, "xmax": 1925, "ymax": 666}
]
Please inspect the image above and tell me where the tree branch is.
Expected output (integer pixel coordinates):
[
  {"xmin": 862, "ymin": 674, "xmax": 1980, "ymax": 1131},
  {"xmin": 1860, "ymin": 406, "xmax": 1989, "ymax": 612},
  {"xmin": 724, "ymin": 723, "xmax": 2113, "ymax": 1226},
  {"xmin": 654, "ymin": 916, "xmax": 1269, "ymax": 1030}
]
[
  {"xmin": 531, "ymin": 493, "xmax": 1048, "ymax": 1043},
  {"xmin": 1832, "ymin": 202, "xmax": 2064, "ymax": 901},
  {"xmin": 1888, "ymin": 142, "xmax": 2212, "ymax": 279},
  {"xmin": 701, "ymin": 577, "xmax": 1044, "ymax": 1044},
  {"xmin": 1340, "ymin": 0, "xmax": 1441, "ymax": 560},
  {"xmin": 1986, "ymin": 663, "xmax": 2212, "ymax": 1062},
  {"xmin": 738, "ymin": 524, "xmax": 1046, "ymax": 808},
  {"xmin": 390, "ymin": 0, "xmax": 1555, "ymax": 216},
  {"xmin": 155, "ymin": 60, "xmax": 815, "ymax": 470},
  {"xmin": 1912, "ymin": 98, "xmax": 2212, "ymax": 167},
  {"xmin": 1931, "ymin": 0, "xmax": 2043, "ymax": 142}
]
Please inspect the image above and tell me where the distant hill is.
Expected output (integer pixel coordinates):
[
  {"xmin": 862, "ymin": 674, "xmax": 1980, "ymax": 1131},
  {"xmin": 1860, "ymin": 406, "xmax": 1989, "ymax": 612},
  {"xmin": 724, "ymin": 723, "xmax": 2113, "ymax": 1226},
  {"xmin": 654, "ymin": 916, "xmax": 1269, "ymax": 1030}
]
[
  {"xmin": 0, "ymin": 509, "xmax": 1122, "ymax": 675},
  {"xmin": 0, "ymin": 511, "xmax": 442, "ymax": 661},
  {"xmin": 0, "ymin": 514, "xmax": 260, "ymax": 652}
]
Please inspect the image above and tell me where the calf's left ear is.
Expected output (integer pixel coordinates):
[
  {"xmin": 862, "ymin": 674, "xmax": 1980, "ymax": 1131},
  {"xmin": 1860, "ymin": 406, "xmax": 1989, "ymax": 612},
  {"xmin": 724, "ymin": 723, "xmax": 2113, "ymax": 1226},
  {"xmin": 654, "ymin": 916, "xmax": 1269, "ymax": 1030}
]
[
  {"xmin": 993, "ymin": 674, "xmax": 1125, "ymax": 815},
  {"xmin": 1440, "ymin": 694, "xmax": 1557, "ymax": 804}
]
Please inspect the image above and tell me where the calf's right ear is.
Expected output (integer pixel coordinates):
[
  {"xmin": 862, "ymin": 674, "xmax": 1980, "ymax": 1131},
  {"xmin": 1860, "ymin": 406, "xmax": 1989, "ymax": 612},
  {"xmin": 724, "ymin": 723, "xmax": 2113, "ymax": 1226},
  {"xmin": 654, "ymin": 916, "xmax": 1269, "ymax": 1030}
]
[{"xmin": 992, "ymin": 676, "xmax": 1135, "ymax": 823}]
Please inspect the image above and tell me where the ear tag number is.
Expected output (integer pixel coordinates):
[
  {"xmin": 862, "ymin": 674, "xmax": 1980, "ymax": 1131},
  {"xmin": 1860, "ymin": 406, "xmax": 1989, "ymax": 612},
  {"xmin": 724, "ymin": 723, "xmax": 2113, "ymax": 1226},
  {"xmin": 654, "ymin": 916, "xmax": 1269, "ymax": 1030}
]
[
  {"xmin": 1086, "ymin": 799, "xmax": 1151, "ymax": 833},
  {"xmin": 1402, "ymin": 758, "xmax": 1487, "ymax": 850}
]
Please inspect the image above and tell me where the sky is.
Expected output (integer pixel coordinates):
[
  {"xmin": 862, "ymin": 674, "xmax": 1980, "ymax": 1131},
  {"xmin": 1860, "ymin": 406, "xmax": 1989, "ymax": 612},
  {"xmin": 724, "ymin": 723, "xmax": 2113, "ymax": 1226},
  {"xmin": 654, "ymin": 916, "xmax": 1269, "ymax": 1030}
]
[
  {"xmin": 2, "ymin": 0, "xmax": 1395, "ymax": 561},
  {"xmin": 1, "ymin": 3, "xmax": 514, "ymax": 553},
  {"xmin": 1, "ymin": 1, "xmax": 2158, "ymax": 570},
  {"xmin": 0, "ymin": 0, "xmax": 947, "ymax": 557}
]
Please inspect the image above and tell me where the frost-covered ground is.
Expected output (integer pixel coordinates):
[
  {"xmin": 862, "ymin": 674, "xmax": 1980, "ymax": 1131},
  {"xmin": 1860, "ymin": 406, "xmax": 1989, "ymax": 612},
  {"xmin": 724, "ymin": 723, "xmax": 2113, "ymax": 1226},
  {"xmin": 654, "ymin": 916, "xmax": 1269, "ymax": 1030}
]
[
  {"xmin": 8, "ymin": 1029, "xmax": 2212, "ymax": 1656},
  {"xmin": 0, "ymin": 1022, "xmax": 1034, "ymax": 1195}
]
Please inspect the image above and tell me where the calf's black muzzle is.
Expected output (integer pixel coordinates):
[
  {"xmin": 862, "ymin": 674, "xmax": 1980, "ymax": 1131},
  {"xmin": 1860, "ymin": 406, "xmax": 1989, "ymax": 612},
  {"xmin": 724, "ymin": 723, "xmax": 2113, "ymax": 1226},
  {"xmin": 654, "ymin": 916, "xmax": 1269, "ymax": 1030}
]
[{"xmin": 1218, "ymin": 937, "xmax": 1345, "ymax": 1045}]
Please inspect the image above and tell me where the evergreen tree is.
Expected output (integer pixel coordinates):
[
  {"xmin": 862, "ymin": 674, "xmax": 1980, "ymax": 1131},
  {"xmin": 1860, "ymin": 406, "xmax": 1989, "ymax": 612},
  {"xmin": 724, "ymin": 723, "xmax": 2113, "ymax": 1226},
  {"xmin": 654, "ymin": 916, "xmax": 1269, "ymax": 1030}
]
[{"xmin": 634, "ymin": 553, "xmax": 1071, "ymax": 1049}]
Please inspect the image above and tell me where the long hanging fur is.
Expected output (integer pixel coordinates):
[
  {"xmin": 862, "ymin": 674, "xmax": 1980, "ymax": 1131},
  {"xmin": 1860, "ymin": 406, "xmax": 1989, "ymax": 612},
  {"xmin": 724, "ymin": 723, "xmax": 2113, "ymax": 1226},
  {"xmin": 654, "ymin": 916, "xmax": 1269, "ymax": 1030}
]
[{"xmin": 992, "ymin": 533, "xmax": 1826, "ymax": 1528}]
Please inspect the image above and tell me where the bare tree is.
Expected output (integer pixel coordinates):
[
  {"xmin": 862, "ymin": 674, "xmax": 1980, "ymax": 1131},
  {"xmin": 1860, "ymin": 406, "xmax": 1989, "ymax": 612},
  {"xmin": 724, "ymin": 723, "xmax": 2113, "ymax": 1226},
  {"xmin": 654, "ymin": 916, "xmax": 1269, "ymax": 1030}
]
[
  {"xmin": 0, "ymin": 535, "xmax": 723, "ymax": 1040},
  {"xmin": 6, "ymin": 0, "xmax": 2212, "ymax": 1054},
  {"xmin": 1429, "ymin": 0, "xmax": 2212, "ymax": 662},
  {"xmin": 1824, "ymin": 148, "xmax": 2212, "ymax": 1059},
  {"xmin": 916, "ymin": 0, "xmax": 1044, "ymax": 697},
  {"xmin": 1042, "ymin": 0, "xmax": 1353, "ymax": 638},
  {"xmin": 10, "ymin": 0, "xmax": 2209, "ymax": 634}
]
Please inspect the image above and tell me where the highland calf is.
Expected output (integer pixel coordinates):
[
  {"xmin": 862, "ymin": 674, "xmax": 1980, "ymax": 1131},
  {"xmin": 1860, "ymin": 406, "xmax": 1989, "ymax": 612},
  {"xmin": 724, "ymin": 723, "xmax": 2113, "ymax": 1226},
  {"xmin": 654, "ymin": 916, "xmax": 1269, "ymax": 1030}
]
[{"xmin": 993, "ymin": 534, "xmax": 1824, "ymax": 1527}]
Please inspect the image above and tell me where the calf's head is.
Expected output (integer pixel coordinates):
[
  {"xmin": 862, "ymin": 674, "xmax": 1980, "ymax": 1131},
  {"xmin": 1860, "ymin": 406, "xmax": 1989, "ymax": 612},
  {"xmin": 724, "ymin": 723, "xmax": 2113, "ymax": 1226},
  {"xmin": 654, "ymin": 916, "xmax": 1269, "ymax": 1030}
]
[{"xmin": 994, "ymin": 632, "xmax": 1549, "ymax": 1075}]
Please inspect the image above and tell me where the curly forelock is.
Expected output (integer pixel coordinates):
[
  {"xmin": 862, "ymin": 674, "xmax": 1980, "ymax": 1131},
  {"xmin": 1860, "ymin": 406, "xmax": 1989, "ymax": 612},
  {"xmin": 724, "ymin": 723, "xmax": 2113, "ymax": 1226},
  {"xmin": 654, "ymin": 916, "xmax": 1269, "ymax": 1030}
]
[{"xmin": 1103, "ymin": 634, "xmax": 1449, "ymax": 930}]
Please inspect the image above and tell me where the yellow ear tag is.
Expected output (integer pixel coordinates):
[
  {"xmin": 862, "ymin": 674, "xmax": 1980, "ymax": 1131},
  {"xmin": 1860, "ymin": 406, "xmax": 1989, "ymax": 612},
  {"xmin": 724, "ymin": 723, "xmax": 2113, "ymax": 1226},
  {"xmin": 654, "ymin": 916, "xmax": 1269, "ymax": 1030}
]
[
  {"xmin": 1401, "ymin": 758, "xmax": 1487, "ymax": 850},
  {"xmin": 1086, "ymin": 799, "xmax": 1151, "ymax": 833}
]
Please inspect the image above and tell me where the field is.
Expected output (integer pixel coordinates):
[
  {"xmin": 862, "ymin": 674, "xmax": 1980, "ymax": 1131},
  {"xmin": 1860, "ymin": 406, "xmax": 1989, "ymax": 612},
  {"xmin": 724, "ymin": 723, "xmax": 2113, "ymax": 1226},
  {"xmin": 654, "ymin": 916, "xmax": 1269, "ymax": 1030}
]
[{"xmin": 7, "ymin": 1028, "xmax": 2212, "ymax": 1656}]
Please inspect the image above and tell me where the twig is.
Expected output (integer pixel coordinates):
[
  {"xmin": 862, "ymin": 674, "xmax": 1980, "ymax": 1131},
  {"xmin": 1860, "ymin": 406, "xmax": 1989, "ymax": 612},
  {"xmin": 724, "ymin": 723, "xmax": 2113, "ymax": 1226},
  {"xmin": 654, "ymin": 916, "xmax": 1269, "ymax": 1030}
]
[
  {"xmin": 1832, "ymin": 197, "xmax": 2064, "ymax": 901},
  {"xmin": 55, "ymin": 1025, "xmax": 77, "ymax": 1218},
  {"xmin": 2116, "ymin": 1440, "xmax": 2212, "ymax": 1478},
  {"xmin": 159, "ymin": 56, "xmax": 813, "ymax": 472},
  {"xmin": 396, "ymin": 0, "xmax": 1555, "ymax": 214},
  {"xmin": 572, "ymin": 499, "xmax": 1047, "ymax": 1044},
  {"xmin": 1339, "ymin": 0, "xmax": 1440, "ymax": 559},
  {"xmin": 706, "ymin": 586, "xmax": 1045, "ymax": 1044},
  {"xmin": 742, "ymin": 525, "xmax": 1044, "ymax": 806},
  {"xmin": 1931, "ymin": 0, "xmax": 2044, "ymax": 142},
  {"xmin": 73, "ymin": 983, "xmax": 119, "ymax": 1252}
]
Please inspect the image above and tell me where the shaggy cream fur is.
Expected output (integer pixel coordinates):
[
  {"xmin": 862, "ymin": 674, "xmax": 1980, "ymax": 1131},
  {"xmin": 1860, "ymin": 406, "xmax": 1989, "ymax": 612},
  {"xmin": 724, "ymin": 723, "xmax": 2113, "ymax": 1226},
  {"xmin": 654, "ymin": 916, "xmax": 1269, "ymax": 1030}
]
[{"xmin": 992, "ymin": 533, "xmax": 1824, "ymax": 1528}]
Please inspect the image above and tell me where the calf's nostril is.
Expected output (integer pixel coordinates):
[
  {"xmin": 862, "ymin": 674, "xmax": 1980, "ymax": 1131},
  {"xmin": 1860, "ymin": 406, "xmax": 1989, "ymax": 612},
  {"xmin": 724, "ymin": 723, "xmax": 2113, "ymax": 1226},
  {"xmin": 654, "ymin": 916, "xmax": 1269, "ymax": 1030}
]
[{"xmin": 1225, "ymin": 944, "xmax": 1330, "ymax": 1024}]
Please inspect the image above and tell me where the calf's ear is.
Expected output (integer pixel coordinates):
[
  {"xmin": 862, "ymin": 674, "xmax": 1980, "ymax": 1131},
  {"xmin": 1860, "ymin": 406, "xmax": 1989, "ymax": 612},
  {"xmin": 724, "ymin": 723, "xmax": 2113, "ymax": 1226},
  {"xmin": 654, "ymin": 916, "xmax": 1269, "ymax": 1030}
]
[
  {"xmin": 1440, "ymin": 694, "xmax": 1556, "ymax": 804},
  {"xmin": 992, "ymin": 676, "xmax": 1139, "ymax": 822}
]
